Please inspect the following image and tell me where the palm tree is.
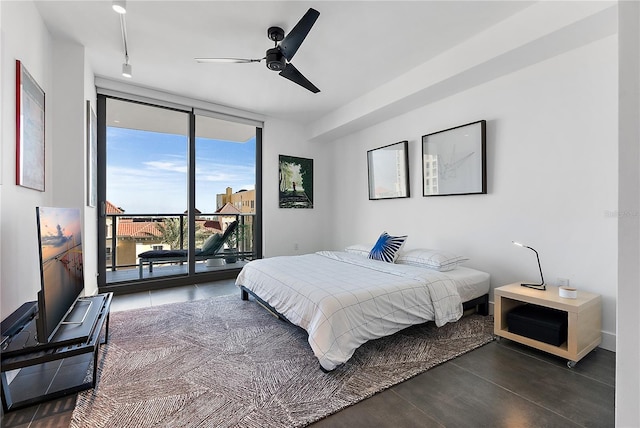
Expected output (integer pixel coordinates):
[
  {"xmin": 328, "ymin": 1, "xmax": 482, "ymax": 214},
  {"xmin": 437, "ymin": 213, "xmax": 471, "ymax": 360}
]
[{"xmin": 156, "ymin": 217, "xmax": 205, "ymax": 249}]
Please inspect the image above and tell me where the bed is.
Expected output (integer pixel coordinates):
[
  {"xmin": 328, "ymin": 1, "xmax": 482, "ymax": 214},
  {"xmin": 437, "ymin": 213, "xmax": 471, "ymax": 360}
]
[{"xmin": 236, "ymin": 250, "xmax": 490, "ymax": 371}]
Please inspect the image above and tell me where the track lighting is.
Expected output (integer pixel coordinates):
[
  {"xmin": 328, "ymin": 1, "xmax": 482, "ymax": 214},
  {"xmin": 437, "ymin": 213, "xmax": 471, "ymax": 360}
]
[
  {"xmin": 112, "ymin": 0, "xmax": 126, "ymax": 14},
  {"xmin": 122, "ymin": 61, "xmax": 132, "ymax": 78},
  {"xmin": 118, "ymin": 11, "xmax": 131, "ymax": 78}
]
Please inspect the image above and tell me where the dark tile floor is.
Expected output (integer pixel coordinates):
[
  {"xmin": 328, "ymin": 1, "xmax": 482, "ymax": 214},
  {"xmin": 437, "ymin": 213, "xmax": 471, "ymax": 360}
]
[{"xmin": 1, "ymin": 280, "xmax": 615, "ymax": 428}]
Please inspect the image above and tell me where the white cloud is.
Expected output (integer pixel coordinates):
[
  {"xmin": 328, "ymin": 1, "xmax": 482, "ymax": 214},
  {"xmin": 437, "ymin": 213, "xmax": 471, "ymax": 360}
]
[{"xmin": 144, "ymin": 161, "xmax": 187, "ymax": 174}]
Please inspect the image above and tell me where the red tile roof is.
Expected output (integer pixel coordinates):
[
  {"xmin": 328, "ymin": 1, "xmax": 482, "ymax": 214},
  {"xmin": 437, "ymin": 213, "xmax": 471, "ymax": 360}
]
[
  {"xmin": 116, "ymin": 219, "xmax": 223, "ymax": 239},
  {"xmin": 105, "ymin": 201, "xmax": 124, "ymax": 214},
  {"xmin": 117, "ymin": 221, "xmax": 161, "ymax": 238},
  {"xmin": 203, "ymin": 220, "xmax": 222, "ymax": 231},
  {"xmin": 215, "ymin": 202, "xmax": 242, "ymax": 215}
]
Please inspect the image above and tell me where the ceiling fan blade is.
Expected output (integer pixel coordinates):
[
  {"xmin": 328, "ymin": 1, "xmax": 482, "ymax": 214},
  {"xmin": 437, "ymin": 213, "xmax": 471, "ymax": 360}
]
[
  {"xmin": 279, "ymin": 8, "xmax": 320, "ymax": 61},
  {"xmin": 279, "ymin": 63, "xmax": 320, "ymax": 93},
  {"xmin": 195, "ymin": 58, "xmax": 262, "ymax": 64}
]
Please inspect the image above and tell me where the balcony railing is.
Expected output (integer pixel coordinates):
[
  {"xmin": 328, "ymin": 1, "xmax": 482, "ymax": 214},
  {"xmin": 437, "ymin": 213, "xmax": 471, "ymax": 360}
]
[{"xmin": 105, "ymin": 212, "xmax": 255, "ymax": 278}]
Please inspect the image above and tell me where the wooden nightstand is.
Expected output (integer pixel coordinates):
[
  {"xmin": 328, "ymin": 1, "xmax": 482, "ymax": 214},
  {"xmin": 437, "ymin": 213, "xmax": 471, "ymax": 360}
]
[{"xmin": 494, "ymin": 283, "xmax": 601, "ymax": 367}]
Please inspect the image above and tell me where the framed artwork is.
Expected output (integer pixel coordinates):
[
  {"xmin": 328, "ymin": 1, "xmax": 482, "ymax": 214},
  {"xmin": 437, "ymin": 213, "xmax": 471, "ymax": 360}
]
[
  {"xmin": 16, "ymin": 60, "xmax": 45, "ymax": 191},
  {"xmin": 422, "ymin": 120, "xmax": 486, "ymax": 196},
  {"xmin": 86, "ymin": 101, "xmax": 97, "ymax": 207},
  {"xmin": 279, "ymin": 155, "xmax": 313, "ymax": 208},
  {"xmin": 367, "ymin": 141, "xmax": 410, "ymax": 200}
]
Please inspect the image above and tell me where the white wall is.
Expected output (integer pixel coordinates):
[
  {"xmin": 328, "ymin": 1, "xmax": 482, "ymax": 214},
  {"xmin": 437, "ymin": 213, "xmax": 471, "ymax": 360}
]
[
  {"xmin": 51, "ymin": 39, "xmax": 98, "ymax": 296},
  {"xmin": 326, "ymin": 35, "xmax": 618, "ymax": 351},
  {"xmin": 0, "ymin": 2, "xmax": 97, "ymax": 319},
  {"xmin": 616, "ymin": 1, "xmax": 640, "ymax": 425},
  {"xmin": 262, "ymin": 117, "xmax": 330, "ymax": 257},
  {"xmin": 1, "ymin": 0, "xmax": 3, "ymax": 316},
  {"xmin": 0, "ymin": 1, "xmax": 53, "ymax": 318},
  {"xmin": 84, "ymin": 51, "xmax": 98, "ymax": 296}
]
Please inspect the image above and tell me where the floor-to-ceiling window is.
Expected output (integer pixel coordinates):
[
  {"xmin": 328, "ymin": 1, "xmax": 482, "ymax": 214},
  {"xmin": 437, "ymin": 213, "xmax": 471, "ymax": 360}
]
[
  {"xmin": 194, "ymin": 112, "xmax": 257, "ymax": 276},
  {"xmin": 97, "ymin": 95, "xmax": 261, "ymax": 293}
]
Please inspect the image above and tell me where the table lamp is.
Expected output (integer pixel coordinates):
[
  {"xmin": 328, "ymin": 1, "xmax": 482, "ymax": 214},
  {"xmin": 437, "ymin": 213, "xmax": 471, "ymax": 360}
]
[{"xmin": 512, "ymin": 241, "xmax": 546, "ymax": 290}]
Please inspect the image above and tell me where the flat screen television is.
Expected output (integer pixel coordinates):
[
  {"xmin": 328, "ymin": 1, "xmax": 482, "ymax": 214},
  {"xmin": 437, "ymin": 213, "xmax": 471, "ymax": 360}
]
[{"xmin": 35, "ymin": 206, "xmax": 84, "ymax": 344}]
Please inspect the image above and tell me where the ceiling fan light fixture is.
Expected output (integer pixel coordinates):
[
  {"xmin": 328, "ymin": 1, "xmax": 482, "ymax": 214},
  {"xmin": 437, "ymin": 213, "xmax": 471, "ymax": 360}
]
[
  {"xmin": 122, "ymin": 62, "xmax": 132, "ymax": 78},
  {"xmin": 112, "ymin": 0, "xmax": 126, "ymax": 14}
]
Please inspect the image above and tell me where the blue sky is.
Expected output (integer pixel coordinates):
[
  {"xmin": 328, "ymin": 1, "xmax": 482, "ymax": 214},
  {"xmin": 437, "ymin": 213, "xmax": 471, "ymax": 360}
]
[{"xmin": 107, "ymin": 127, "xmax": 255, "ymax": 214}]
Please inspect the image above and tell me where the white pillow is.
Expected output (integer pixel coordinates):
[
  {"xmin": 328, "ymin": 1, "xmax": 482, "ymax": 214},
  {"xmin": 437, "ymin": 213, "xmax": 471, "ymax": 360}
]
[
  {"xmin": 344, "ymin": 243, "xmax": 373, "ymax": 257},
  {"xmin": 396, "ymin": 248, "xmax": 468, "ymax": 272}
]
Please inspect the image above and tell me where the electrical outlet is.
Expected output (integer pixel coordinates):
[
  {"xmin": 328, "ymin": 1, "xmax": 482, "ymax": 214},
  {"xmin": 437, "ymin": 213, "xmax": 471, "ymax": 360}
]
[{"xmin": 558, "ymin": 277, "xmax": 570, "ymax": 287}]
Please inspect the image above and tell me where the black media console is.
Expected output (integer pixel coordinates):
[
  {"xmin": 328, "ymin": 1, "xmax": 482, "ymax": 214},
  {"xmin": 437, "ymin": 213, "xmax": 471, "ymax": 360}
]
[{"xmin": 0, "ymin": 293, "xmax": 112, "ymax": 412}]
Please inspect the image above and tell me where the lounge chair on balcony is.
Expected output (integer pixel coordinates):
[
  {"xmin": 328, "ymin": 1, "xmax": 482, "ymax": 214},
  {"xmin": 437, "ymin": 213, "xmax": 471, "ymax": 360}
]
[{"xmin": 137, "ymin": 221, "xmax": 238, "ymax": 278}]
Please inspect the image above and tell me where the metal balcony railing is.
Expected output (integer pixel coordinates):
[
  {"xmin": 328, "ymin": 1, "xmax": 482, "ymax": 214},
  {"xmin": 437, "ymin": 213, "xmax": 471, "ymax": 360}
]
[{"xmin": 105, "ymin": 212, "xmax": 255, "ymax": 272}]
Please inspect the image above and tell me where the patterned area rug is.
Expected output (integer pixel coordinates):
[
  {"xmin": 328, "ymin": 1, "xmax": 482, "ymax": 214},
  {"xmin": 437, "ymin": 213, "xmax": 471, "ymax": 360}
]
[{"xmin": 71, "ymin": 294, "xmax": 494, "ymax": 427}]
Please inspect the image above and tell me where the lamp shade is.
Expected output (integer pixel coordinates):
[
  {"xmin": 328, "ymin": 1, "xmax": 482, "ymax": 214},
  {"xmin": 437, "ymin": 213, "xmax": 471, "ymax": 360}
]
[{"xmin": 112, "ymin": 0, "xmax": 126, "ymax": 14}]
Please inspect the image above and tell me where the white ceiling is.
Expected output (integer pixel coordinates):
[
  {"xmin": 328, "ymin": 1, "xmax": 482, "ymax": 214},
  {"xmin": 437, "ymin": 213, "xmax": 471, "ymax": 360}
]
[{"xmin": 35, "ymin": 1, "xmax": 532, "ymax": 124}]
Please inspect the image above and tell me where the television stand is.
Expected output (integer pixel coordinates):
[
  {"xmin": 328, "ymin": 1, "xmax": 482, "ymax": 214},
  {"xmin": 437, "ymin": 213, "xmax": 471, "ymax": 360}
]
[
  {"xmin": 2, "ymin": 295, "xmax": 107, "ymax": 358},
  {"xmin": 1, "ymin": 293, "xmax": 113, "ymax": 412}
]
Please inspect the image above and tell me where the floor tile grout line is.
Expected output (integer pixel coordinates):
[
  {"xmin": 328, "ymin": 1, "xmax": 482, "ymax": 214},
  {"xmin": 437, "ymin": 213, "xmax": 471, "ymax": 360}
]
[
  {"xmin": 497, "ymin": 341, "xmax": 616, "ymax": 388},
  {"xmin": 449, "ymin": 359, "xmax": 588, "ymax": 428},
  {"xmin": 389, "ymin": 389, "xmax": 446, "ymax": 427}
]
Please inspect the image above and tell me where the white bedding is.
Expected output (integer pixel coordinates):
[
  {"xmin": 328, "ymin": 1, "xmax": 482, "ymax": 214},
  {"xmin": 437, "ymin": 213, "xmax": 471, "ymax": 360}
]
[
  {"xmin": 442, "ymin": 266, "xmax": 491, "ymax": 302},
  {"xmin": 236, "ymin": 251, "xmax": 489, "ymax": 371}
]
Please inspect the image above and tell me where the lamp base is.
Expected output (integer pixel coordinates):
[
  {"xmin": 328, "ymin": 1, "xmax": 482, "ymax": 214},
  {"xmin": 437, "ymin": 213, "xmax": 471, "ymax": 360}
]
[{"xmin": 521, "ymin": 283, "xmax": 546, "ymax": 290}]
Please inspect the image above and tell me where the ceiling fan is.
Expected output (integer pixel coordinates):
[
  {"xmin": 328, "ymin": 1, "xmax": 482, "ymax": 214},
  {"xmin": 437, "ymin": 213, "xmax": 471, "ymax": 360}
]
[{"xmin": 195, "ymin": 8, "xmax": 320, "ymax": 93}]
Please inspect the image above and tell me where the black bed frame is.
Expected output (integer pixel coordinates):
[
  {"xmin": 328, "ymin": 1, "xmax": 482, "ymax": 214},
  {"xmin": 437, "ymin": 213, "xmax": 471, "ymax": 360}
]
[
  {"xmin": 239, "ymin": 286, "xmax": 490, "ymax": 323},
  {"xmin": 240, "ymin": 286, "xmax": 295, "ymax": 325}
]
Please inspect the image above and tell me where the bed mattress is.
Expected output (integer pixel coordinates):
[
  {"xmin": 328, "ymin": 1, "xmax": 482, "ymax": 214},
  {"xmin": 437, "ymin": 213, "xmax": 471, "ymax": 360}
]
[
  {"xmin": 236, "ymin": 251, "xmax": 490, "ymax": 371},
  {"xmin": 442, "ymin": 266, "xmax": 490, "ymax": 302}
]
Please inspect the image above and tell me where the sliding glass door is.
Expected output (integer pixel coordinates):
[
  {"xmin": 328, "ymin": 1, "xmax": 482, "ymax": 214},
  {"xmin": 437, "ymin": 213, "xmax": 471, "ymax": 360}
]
[
  {"xmin": 194, "ymin": 113, "xmax": 257, "ymax": 275},
  {"xmin": 97, "ymin": 95, "xmax": 261, "ymax": 293}
]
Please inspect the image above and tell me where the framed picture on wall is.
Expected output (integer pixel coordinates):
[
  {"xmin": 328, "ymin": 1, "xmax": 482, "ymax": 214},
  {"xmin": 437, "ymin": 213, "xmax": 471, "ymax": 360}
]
[
  {"xmin": 422, "ymin": 120, "xmax": 487, "ymax": 196},
  {"xmin": 367, "ymin": 141, "xmax": 410, "ymax": 200},
  {"xmin": 279, "ymin": 155, "xmax": 314, "ymax": 208},
  {"xmin": 86, "ymin": 101, "xmax": 97, "ymax": 207},
  {"xmin": 16, "ymin": 60, "xmax": 46, "ymax": 191}
]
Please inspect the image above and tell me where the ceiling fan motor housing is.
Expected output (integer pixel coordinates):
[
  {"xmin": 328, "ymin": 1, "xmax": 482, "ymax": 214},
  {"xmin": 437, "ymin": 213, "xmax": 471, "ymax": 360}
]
[
  {"xmin": 266, "ymin": 47, "xmax": 286, "ymax": 71},
  {"xmin": 267, "ymin": 26, "xmax": 285, "ymax": 42}
]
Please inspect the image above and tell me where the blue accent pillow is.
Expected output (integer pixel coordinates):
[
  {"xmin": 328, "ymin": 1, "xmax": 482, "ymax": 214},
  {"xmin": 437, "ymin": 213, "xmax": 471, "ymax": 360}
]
[{"xmin": 368, "ymin": 232, "xmax": 407, "ymax": 263}]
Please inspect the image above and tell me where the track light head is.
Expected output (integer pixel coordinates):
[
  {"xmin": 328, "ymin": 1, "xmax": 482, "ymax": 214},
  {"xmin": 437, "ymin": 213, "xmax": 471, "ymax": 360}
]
[
  {"xmin": 122, "ymin": 62, "xmax": 132, "ymax": 78},
  {"xmin": 112, "ymin": 0, "xmax": 126, "ymax": 14}
]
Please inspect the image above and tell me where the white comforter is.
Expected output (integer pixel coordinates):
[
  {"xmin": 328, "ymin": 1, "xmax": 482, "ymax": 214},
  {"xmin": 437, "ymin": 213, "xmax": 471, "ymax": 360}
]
[{"xmin": 236, "ymin": 251, "xmax": 463, "ymax": 371}]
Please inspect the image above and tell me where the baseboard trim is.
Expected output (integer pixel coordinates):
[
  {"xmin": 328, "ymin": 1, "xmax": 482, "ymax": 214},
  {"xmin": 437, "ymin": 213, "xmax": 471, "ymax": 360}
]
[{"xmin": 600, "ymin": 331, "xmax": 615, "ymax": 352}]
